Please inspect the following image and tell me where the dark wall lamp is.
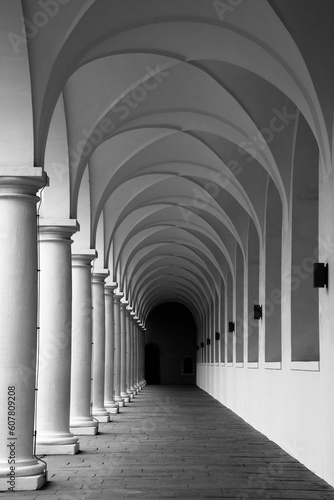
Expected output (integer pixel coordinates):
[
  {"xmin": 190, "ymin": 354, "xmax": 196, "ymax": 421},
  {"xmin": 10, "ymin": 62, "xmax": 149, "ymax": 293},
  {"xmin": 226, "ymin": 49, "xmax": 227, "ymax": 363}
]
[
  {"xmin": 254, "ymin": 305, "xmax": 262, "ymax": 320},
  {"xmin": 200, "ymin": 342, "xmax": 204, "ymax": 348},
  {"xmin": 206, "ymin": 338, "xmax": 211, "ymax": 345},
  {"xmin": 228, "ymin": 321, "xmax": 235, "ymax": 333},
  {"xmin": 215, "ymin": 331, "xmax": 220, "ymax": 341},
  {"xmin": 313, "ymin": 263, "xmax": 328, "ymax": 288}
]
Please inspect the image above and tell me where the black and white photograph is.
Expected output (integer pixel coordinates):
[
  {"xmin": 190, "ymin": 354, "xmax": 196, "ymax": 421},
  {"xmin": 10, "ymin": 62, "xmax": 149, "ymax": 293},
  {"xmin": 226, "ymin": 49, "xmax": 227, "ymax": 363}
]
[{"xmin": 0, "ymin": 1, "xmax": 334, "ymax": 498}]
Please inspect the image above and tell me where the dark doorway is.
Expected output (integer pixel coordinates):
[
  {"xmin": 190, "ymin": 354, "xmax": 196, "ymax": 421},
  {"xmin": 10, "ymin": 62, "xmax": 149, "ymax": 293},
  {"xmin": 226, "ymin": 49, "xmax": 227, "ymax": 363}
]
[
  {"xmin": 145, "ymin": 302, "xmax": 197, "ymax": 385},
  {"xmin": 145, "ymin": 343, "xmax": 161, "ymax": 384}
]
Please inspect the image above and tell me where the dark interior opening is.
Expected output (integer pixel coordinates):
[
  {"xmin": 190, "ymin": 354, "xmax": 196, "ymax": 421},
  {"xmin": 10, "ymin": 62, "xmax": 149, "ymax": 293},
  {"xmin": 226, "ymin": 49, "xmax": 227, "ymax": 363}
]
[{"xmin": 145, "ymin": 302, "xmax": 197, "ymax": 385}]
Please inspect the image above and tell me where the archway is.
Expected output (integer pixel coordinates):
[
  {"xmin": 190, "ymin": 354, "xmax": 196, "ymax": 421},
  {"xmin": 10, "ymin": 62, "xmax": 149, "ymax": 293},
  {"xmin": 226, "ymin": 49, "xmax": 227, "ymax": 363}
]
[{"xmin": 145, "ymin": 302, "xmax": 197, "ymax": 385}]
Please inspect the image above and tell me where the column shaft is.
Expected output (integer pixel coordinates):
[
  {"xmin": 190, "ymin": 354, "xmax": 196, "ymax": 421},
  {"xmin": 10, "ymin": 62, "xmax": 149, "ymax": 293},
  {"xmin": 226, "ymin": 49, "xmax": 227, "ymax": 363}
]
[
  {"xmin": 0, "ymin": 175, "xmax": 47, "ymax": 490},
  {"xmin": 113, "ymin": 294, "xmax": 124, "ymax": 406},
  {"xmin": 70, "ymin": 251, "xmax": 98, "ymax": 435},
  {"xmin": 130, "ymin": 316, "xmax": 136, "ymax": 392},
  {"xmin": 126, "ymin": 308, "xmax": 133, "ymax": 398},
  {"xmin": 104, "ymin": 285, "xmax": 118, "ymax": 414},
  {"xmin": 36, "ymin": 221, "xmax": 80, "ymax": 454},
  {"xmin": 120, "ymin": 302, "xmax": 130, "ymax": 402},
  {"xmin": 91, "ymin": 272, "xmax": 110, "ymax": 422}
]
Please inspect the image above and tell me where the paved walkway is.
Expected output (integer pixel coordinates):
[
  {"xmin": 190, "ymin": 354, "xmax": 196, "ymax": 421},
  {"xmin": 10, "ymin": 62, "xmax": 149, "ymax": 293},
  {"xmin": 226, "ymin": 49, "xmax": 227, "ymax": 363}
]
[{"xmin": 2, "ymin": 385, "xmax": 334, "ymax": 500}]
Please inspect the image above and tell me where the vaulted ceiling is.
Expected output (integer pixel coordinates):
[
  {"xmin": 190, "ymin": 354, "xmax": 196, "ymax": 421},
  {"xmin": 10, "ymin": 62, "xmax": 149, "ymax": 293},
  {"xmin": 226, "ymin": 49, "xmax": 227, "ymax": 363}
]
[{"xmin": 2, "ymin": 0, "xmax": 333, "ymax": 328}]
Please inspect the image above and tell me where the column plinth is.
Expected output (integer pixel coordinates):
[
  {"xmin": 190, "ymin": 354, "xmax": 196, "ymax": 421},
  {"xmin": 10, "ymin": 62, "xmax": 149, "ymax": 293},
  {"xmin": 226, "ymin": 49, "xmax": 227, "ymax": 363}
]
[
  {"xmin": 70, "ymin": 251, "xmax": 98, "ymax": 435},
  {"xmin": 36, "ymin": 220, "xmax": 80, "ymax": 455},
  {"xmin": 105, "ymin": 284, "xmax": 119, "ymax": 414},
  {"xmin": 91, "ymin": 271, "xmax": 110, "ymax": 423},
  {"xmin": 114, "ymin": 293, "xmax": 125, "ymax": 406},
  {"xmin": 0, "ymin": 173, "xmax": 47, "ymax": 490}
]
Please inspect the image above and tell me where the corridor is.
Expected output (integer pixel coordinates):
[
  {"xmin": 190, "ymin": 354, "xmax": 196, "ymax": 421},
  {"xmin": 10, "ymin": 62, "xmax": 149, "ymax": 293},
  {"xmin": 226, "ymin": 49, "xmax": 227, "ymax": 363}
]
[{"xmin": 3, "ymin": 386, "xmax": 334, "ymax": 500}]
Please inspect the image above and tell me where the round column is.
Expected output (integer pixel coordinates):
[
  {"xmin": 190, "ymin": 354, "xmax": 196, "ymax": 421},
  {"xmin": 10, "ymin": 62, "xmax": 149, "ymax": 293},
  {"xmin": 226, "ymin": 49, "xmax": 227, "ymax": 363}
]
[
  {"xmin": 139, "ymin": 323, "xmax": 146, "ymax": 387},
  {"xmin": 137, "ymin": 321, "xmax": 143, "ymax": 389},
  {"xmin": 133, "ymin": 317, "xmax": 140, "ymax": 390},
  {"xmin": 0, "ymin": 174, "xmax": 47, "ymax": 491},
  {"xmin": 137, "ymin": 319, "xmax": 142, "ymax": 390},
  {"xmin": 113, "ymin": 293, "xmax": 124, "ymax": 407},
  {"xmin": 70, "ymin": 251, "xmax": 98, "ymax": 435},
  {"xmin": 130, "ymin": 312, "xmax": 137, "ymax": 393},
  {"xmin": 104, "ymin": 284, "xmax": 118, "ymax": 414},
  {"xmin": 126, "ymin": 306, "xmax": 134, "ymax": 399},
  {"xmin": 91, "ymin": 271, "xmax": 110, "ymax": 422},
  {"xmin": 120, "ymin": 300, "xmax": 130, "ymax": 402},
  {"xmin": 36, "ymin": 220, "xmax": 80, "ymax": 455}
]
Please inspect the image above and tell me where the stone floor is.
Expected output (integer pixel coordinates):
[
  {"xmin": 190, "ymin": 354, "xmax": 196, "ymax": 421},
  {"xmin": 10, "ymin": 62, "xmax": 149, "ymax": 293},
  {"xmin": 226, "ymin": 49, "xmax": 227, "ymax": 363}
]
[{"xmin": 2, "ymin": 385, "xmax": 334, "ymax": 500}]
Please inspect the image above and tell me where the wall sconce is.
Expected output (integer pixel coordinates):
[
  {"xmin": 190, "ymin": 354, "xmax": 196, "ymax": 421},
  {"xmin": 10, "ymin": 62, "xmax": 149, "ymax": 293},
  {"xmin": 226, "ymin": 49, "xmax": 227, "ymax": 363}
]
[
  {"xmin": 313, "ymin": 263, "xmax": 328, "ymax": 288},
  {"xmin": 206, "ymin": 338, "xmax": 211, "ymax": 345},
  {"xmin": 254, "ymin": 305, "xmax": 262, "ymax": 320},
  {"xmin": 200, "ymin": 342, "xmax": 204, "ymax": 348},
  {"xmin": 215, "ymin": 332, "xmax": 220, "ymax": 341},
  {"xmin": 228, "ymin": 321, "xmax": 235, "ymax": 333}
]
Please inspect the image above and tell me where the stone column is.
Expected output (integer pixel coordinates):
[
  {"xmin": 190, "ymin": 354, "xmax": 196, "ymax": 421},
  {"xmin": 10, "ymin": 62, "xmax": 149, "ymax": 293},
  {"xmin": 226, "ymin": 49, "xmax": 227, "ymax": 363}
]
[
  {"xmin": 126, "ymin": 306, "xmax": 134, "ymax": 399},
  {"xmin": 113, "ymin": 292, "xmax": 124, "ymax": 407},
  {"xmin": 104, "ymin": 283, "xmax": 118, "ymax": 414},
  {"xmin": 138, "ymin": 320, "xmax": 144, "ymax": 388},
  {"xmin": 70, "ymin": 250, "xmax": 98, "ymax": 435},
  {"xmin": 136, "ymin": 321, "xmax": 142, "ymax": 389},
  {"xmin": 140, "ymin": 324, "xmax": 146, "ymax": 387},
  {"xmin": 130, "ymin": 312, "xmax": 137, "ymax": 393},
  {"xmin": 91, "ymin": 271, "xmax": 110, "ymax": 423},
  {"xmin": 36, "ymin": 220, "xmax": 80, "ymax": 455},
  {"xmin": 0, "ymin": 173, "xmax": 47, "ymax": 491},
  {"xmin": 120, "ymin": 300, "xmax": 130, "ymax": 402},
  {"xmin": 133, "ymin": 317, "xmax": 140, "ymax": 390}
]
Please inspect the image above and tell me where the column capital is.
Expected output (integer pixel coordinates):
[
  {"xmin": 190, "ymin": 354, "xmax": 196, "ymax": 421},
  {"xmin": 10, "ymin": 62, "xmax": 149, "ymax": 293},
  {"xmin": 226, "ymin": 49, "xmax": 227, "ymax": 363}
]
[
  {"xmin": 114, "ymin": 291, "xmax": 124, "ymax": 303},
  {"xmin": 130, "ymin": 311, "xmax": 136, "ymax": 317},
  {"xmin": 120, "ymin": 299, "xmax": 129, "ymax": 310},
  {"xmin": 72, "ymin": 249, "xmax": 97, "ymax": 267},
  {"xmin": 0, "ymin": 168, "xmax": 48, "ymax": 195},
  {"xmin": 105, "ymin": 282, "xmax": 118, "ymax": 295},
  {"xmin": 126, "ymin": 305, "xmax": 133, "ymax": 313},
  {"xmin": 38, "ymin": 219, "xmax": 80, "ymax": 241},
  {"xmin": 92, "ymin": 269, "xmax": 109, "ymax": 283},
  {"xmin": 106, "ymin": 281, "xmax": 118, "ymax": 289}
]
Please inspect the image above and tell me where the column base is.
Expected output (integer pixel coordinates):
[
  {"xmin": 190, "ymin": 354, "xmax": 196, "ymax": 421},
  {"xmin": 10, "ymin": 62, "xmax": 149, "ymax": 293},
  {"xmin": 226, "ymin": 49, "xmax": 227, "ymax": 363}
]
[
  {"xmin": 35, "ymin": 441, "xmax": 80, "ymax": 455},
  {"xmin": 93, "ymin": 414, "xmax": 110, "ymax": 423},
  {"xmin": 105, "ymin": 403, "xmax": 119, "ymax": 414},
  {"xmin": 0, "ymin": 473, "xmax": 45, "ymax": 491},
  {"xmin": 70, "ymin": 425, "xmax": 97, "ymax": 435},
  {"xmin": 115, "ymin": 397, "xmax": 125, "ymax": 407},
  {"xmin": 121, "ymin": 393, "xmax": 130, "ymax": 403}
]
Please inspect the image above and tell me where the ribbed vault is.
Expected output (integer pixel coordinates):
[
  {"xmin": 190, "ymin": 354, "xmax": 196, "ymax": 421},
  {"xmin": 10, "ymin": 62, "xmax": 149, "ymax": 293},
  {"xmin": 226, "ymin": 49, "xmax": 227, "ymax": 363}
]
[{"xmin": 23, "ymin": 0, "xmax": 331, "ymax": 329}]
